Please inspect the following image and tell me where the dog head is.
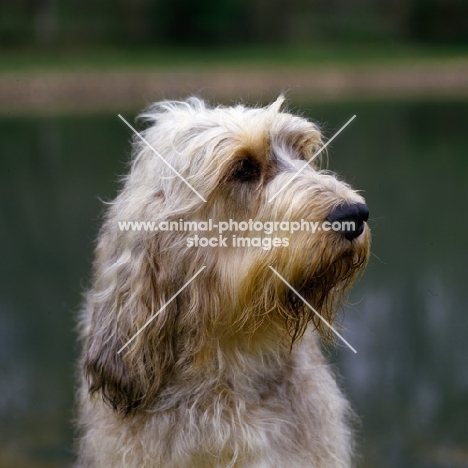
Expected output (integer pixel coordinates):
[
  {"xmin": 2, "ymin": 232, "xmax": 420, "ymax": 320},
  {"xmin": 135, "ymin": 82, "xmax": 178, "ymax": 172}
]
[{"xmin": 83, "ymin": 97, "xmax": 370, "ymax": 414}]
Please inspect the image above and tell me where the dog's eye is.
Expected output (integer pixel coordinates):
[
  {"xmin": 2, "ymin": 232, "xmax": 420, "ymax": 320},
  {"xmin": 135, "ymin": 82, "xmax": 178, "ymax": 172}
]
[{"xmin": 231, "ymin": 158, "xmax": 261, "ymax": 182}]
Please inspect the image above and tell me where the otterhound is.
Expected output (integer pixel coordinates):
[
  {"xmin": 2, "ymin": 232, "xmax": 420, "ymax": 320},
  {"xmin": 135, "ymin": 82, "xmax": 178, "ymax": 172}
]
[{"xmin": 76, "ymin": 97, "xmax": 370, "ymax": 467}]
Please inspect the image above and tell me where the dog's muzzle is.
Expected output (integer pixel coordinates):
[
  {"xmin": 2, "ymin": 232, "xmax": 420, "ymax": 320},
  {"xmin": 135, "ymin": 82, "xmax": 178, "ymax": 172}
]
[{"xmin": 327, "ymin": 202, "xmax": 369, "ymax": 241}]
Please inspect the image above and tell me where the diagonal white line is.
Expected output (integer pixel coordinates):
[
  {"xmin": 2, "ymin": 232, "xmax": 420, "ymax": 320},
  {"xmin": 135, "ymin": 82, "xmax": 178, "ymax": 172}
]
[
  {"xmin": 118, "ymin": 114, "xmax": 207, "ymax": 203},
  {"xmin": 268, "ymin": 115, "xmax": 356, "ymax": 203},
  {"xmin": 268, "ymin": 266, "xmax": 357, "ymax": 353},
  {"xmin": 117, "ymin": 266, "xmax": 206, "ymax": 354}
]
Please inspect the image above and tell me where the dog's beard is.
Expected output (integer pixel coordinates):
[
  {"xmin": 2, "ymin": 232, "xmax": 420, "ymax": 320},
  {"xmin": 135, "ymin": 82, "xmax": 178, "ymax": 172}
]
[
  {"xmin": 216, "ymin": 233, "xmax": 369, "ymax": 352},
  {"xmin": 283, "ymin": 244, "xmax": 369, "ymax": 344}
]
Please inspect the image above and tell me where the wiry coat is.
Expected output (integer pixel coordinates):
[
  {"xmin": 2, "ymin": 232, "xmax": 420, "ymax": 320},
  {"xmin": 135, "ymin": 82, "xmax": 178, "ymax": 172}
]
[{"xmin": 76, "ymin": 97, "xmax": 370, "ymax": 467}]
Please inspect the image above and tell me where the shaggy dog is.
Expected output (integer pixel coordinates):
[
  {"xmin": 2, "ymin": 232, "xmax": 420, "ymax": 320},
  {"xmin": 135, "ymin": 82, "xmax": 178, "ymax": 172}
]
[{"xmin": 76, "ymin": 97, "xmax": 370, "ymax": 467}]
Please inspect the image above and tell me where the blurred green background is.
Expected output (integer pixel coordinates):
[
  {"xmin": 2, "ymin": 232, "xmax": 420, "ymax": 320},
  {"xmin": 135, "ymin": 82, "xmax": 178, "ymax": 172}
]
[
  {"xmin": 1, "ymin": 1, "xmax": 467, "ymax": 467},
  {"xmin": 1, "ymin": 0, "xmax": 468, "ymax": 46}
]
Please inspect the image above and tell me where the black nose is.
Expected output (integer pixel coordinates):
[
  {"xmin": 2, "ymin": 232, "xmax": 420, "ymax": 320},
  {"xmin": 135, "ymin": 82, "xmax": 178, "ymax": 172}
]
[{"xmin": 326, "ymin": 202, "xmax": 369, "ymax": 241}]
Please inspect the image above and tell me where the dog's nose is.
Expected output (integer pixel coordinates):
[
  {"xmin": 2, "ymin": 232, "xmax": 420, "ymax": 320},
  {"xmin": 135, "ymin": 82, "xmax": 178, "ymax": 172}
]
[{"xmin": 326, "ymin": 202, "xmax": 369, "ymax": 241}]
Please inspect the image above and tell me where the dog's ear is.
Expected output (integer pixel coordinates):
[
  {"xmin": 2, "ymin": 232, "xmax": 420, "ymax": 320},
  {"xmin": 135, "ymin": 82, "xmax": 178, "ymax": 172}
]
[{"xmin": 83, "ymin": 233, "xmax": 176, "ymax": 415}]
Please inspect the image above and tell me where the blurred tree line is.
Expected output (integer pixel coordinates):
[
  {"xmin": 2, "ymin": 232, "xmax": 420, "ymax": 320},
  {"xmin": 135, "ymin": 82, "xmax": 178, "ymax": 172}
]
[{"xmin": 1, "ymin": 0, "xmax": 467, "ymax": 47}]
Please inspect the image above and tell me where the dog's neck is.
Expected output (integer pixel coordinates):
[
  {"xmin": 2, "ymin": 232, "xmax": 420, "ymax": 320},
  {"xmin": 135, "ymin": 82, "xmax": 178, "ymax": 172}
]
[{"xmin": 149, "ymin": 327, "xmax": 313, "ymax": 413}]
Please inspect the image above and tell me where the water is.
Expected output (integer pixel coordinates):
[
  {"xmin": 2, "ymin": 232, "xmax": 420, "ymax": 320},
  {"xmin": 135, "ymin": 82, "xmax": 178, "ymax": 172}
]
[{"xmin": 0, "ymin": 100, "xmax": 467, "ymax": 467}]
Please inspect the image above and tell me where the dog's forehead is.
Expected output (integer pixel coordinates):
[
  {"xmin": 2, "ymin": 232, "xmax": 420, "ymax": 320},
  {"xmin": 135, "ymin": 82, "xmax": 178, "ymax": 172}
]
[
  {"xmin": 268, "ymin": 112, "xmax": 321, "ymax": 146},
  {"xmin": 139, "ymin": 99, "xmax": 322, "ymax": 171},
  {"xmin": 214, "ymin": 105, "xmax": 321, "ymax": 155}
]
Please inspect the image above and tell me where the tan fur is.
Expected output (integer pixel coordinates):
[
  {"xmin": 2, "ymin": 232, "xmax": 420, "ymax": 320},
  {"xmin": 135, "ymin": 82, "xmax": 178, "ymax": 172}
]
[{"xmin": 76, "ymin": 97, "xmax": 370, "ymax": 467}]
